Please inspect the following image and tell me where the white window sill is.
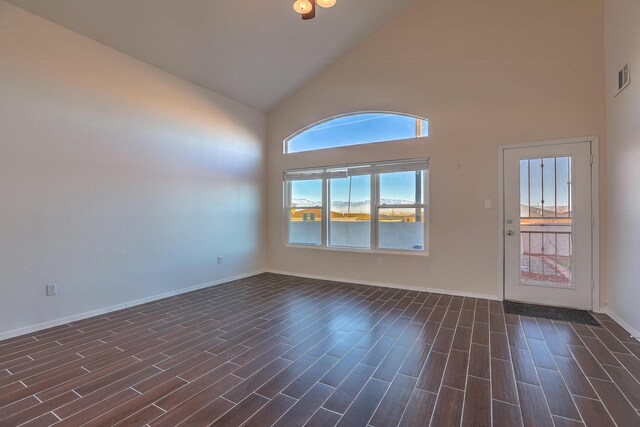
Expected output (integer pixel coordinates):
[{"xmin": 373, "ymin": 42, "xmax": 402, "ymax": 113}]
[{"xmin": 284, "ymin": 243, "xmax": 429, "ymax": 257}]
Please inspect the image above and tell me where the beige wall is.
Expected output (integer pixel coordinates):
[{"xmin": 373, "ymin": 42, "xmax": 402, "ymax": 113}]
[
  {"xmin": 0, "ymin": 1, "xmax": 266, "ymax": 338},
  {"xmin": 605, "ymin": 0, "xmax": 640, "ymax": 332},
  {"xmin": 267, "ymin": 0, "xmax": 606, "ymax": 299}
]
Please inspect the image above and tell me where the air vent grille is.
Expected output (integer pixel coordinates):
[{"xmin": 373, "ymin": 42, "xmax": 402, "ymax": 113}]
[{"xmin": 616, "ymin": 63, "xmax": 630, "ymax": 96}]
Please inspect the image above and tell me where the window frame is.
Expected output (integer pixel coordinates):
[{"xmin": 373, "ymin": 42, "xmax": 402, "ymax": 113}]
[
  {"xmin": 284, "ymin": 178, "xmax": 325, "ymax": 247},
  {"xmin": 327, "ymin": 173, "xmax": 372, "ymax": 250},
  {"xmin": 284, "ymin": 159, "xmax": 430, "ymax": 255},
  {"xmin": 284, "ymin": 111, "xmax": 429, "ymax": 154},
  {"xmin": 375, "ymin": 170, "xmax": 427, "ymax": 252}
]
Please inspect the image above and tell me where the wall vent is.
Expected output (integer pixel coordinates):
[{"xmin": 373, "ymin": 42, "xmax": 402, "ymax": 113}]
[{"xmin": 616, "ymin": 63, "xmax": 630, "ymax": 96}]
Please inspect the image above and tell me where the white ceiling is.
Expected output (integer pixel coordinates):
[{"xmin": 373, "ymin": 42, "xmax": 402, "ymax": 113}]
[{"xmin": 8, "ymin": 0, "xmax": 415, "ymax": 112}]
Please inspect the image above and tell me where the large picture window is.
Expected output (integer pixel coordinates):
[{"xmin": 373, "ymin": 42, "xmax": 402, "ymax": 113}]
[{"xmin": 284, "ymin": 159, "xmax": 429, "ymax": 253}]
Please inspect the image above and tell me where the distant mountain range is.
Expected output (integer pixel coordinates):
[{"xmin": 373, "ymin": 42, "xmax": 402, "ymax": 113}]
[
  {"xmin": 292, "ymin": 198, "xmax": 416, "ymax": 214},
  {"xmin": 521, "ymin": 205, "xmax": 570, "ymax": 217},
  {"xmin": 291, "ymin": 198, "xmax": 321, "ymax": 207}
]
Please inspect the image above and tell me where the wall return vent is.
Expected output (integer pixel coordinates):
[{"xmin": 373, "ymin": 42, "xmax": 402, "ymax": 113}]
[{"xmin": 616, "ymin": 63, "xmax": 630, "ymax": 96}]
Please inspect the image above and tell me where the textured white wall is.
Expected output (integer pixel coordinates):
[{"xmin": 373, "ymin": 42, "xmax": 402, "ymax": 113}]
[
  {"xmin": 267, "ymin": 0, "xmax": 606, "ymax": 299},
  {"xmin": 0, "ymin": 1, "xmax": 266, "ymax": 337},
  {"xmin": 605, "ymin": 0, "xmax": 640, "ymax": 332}
]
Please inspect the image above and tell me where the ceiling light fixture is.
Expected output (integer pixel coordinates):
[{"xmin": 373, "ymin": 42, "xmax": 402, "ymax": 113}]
[
  {"xmin": 293, "ymin": 0, "xmax": 336, "ymax": 20},
  {"xmin": 316, "ymin": 0, "xmax": 337, "ymax": 7}
]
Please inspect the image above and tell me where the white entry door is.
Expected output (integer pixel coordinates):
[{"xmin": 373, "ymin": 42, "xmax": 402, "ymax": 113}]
[{"xmin": 503, "ymin": 141, "xmax": 593, "ymax": 310}]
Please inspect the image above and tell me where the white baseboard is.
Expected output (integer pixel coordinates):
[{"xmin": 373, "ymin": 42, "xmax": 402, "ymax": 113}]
[
  {"xmin": 266, "ymin": 269, "xmax": 500, "ymax": 301},
  {"xmin": 0, "ymin": 269, "xmax": 266, "ymax": 341},
  {"xmin": 7, "ymin": 268, "xmax": 635, "ymax": 344},
  {"xmin": 602, "ymin": 307, "xmax": 640, "ymax": 341}
]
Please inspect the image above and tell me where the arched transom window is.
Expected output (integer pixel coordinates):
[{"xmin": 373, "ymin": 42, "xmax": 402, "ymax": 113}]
[{"xmin": 285, "ymin": 112, "xmax": 429, "ymax": 154}]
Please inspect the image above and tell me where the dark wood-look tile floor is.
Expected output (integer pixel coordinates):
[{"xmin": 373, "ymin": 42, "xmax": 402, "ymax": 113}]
[{"xmin": 1, "ymin": 273, "xmax": 639, "ymax": 427}]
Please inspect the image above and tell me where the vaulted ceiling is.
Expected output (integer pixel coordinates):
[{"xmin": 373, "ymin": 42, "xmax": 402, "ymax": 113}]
[{"xmin": 7, "ymin": 0, "xmax": 415, "ymax": 112}]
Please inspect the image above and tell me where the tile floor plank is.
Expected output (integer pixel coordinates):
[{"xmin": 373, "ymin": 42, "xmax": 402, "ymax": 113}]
[
  {"xmin": 573, "ymin": 396, "xmax": 616, "ymax": 427},
  {"xmin": 552, "ymin": 416, "xmax": 585, "ymax": 427},
  {"xmin": 602, "ymin": 364, "xmax": 640, "ymax": 410},
  {"xmin": 334, "ymin": 378, "xmax": 388, "ymax": 427},
  {"xmin": 305, "ymin": 408, "xmax": 341, "ymax": 427},
  {"xmin": 569, "ymin": 345, "xmax": 610, "ymax": 380},
  {"xmin": 491, "ymin": 357, "xmax": 519, "ymax": 405},
  {"xmin": 511, "ymin": 347, "xmax": 539, "ymax": 385},
  {"xmin": 430, "ymin": 386, "xmax": 464, "ymax": 427},
  {"xmin": 323, "ymin": 363, "xmax": 375, "ymax": 414},
  {"xmin": 536, "ymin": 367, "xmax": 581, "ymax": 420},
  {"xmin": 554, "ymin": 356, "xmax": 598, "ymax": 399},
  {"xmin": 370, "ymin": 374, "xmax": 417, "ymax": 427},
  {"xmin": 492, "ymin": 400, "xmax": 524, "ymax": 427},
  {"xmin": 274, "ymin": 383, "xmax": 335, "ymax": 427},
  {"xmin": 209, "ymin": 393, "xmax": 269, "ymax": 427},
  {"xmin": 243, "ymin": 393, "xmax": 297, "ymax": 427},
  {"xmin": 415, "ymin": 351, "xmax": 448, "ymax": 393},
  {"xmin": 468, "ymin": 343, "xmax": 490, "ymax": 379},
  {"xmin": 398, "ymin": 388, "xmax": 437, "ymax": 427},
  {"xmin": 517, "ymin": 382, "xmax": 554, "ymax": 427},
  {"xmin": 590, "ymin": 378, "xmax": 640, "ymax": 426},
  {"xmin": 461, "ymin": 376, "xmax": 491, "ymax": 427},
  {"xmin": 441, "ymin": 350, "xmax": 469, "ymax": 390}
]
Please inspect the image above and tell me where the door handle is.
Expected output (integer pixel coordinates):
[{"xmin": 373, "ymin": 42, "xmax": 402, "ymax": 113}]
[{"xmin": 505, "ymin": 230, "xmax": 514, "ymax": 236}]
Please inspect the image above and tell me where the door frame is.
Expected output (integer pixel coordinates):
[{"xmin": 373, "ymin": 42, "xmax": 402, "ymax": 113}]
[{"xmin": 497, "ymin": 136, "xmax": 601, "ymax": 312}]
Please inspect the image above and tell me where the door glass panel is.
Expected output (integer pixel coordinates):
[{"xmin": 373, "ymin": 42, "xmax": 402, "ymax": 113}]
[
  {"xmin": 520, "ymin": 157, "xmax": 573, "ymax": 288},
  {"xmin": 529, "ymin": 159, "xmax": 543, "ymax": 218}
]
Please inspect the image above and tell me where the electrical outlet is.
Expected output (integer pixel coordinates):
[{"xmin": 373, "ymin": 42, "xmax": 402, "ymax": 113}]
[
  {"xmin": 377, "ymin": 258, "xmax": 383, "ymax": 266},
  {"xmin": 46, "ymin": 284, "xmax": 57, "ymax": 296},
  {"xmin": 217, "ymin": 257, "xmax": 222, "ymax": 265}
]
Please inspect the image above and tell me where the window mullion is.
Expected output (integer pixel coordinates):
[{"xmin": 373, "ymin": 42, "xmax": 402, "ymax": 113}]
[
  {"xmin": 284, "ymin": 180, "xmax": 290, "ymax": 245},
  {"xmin": 371, "ymin": 173, "xmax": 379, "ymax": 250},
  {"xmin": 424, "ymin": 170, "xmax": 429, "ymax": 254},
  {"xmin": 322, "ymin": 177, "xmax": 328, "ymax": 248}
]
